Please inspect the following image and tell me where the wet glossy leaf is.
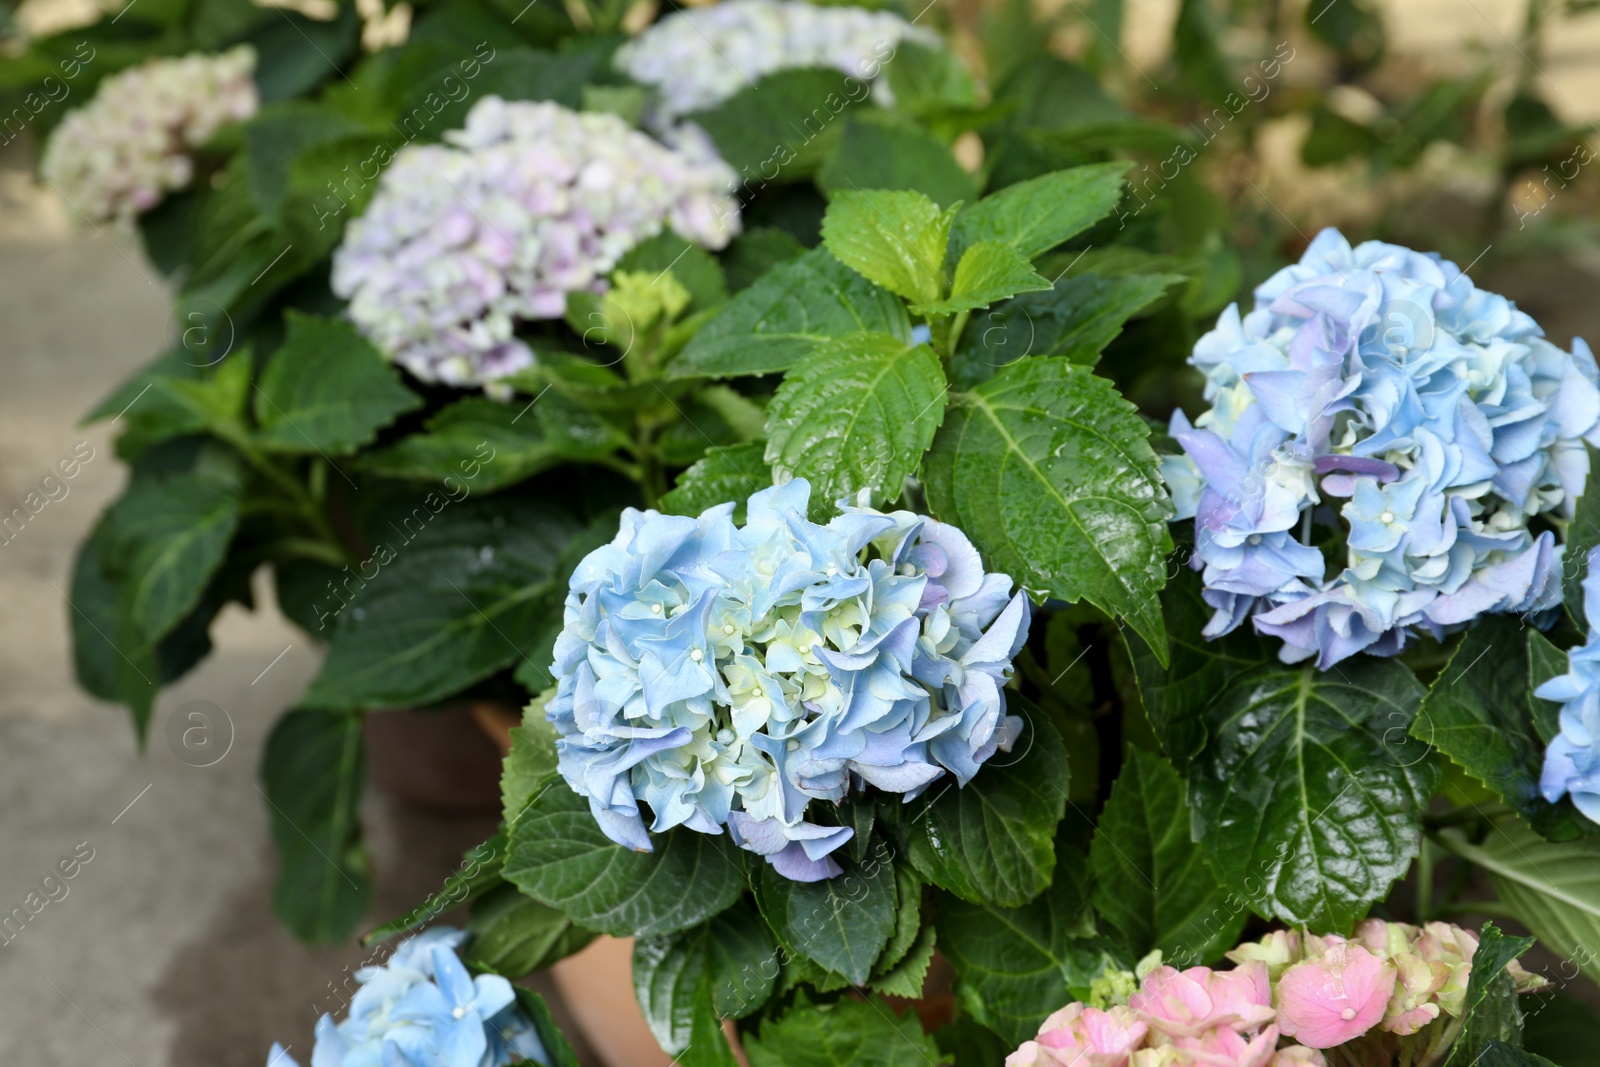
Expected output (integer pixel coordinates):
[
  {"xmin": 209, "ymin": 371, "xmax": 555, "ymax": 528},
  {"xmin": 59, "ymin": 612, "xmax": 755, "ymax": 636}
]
[
  {"xmin": 745, "ymin": 995, "xmax": 941, "ymax": 1067},
  {"xmin": 821, "ymin": 188, "xmax": 956, "ymax": 307},
  {"xmin": 950, "ymin": 162, "xmax": 1127, "ymax": 258},
  {"xmin": 753, "ymin": 843, "xmax": 897, "ymax": 985},
  {"xmin": 924, "ymin": 357, "xmax": 1173, "ymax": 655},
  {"xmin": 1189, "ymin": 658, "xmax": 1437, "ymax": 932},
  {"xmin": 911, "ymin": 240, "xmax": 1050, "ymax": 317}
]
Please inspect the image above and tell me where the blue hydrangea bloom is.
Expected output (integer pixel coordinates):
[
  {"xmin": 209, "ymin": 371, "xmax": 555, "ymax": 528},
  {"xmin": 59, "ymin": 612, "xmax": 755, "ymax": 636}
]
[
  {"xmin": 1164, "ymin": 228, "xmax": 1600, "ymax": 667},
  {"xmin": 1537, "ymin": 547, "xmax": 1600, "ymax": 824},
  {"xmin": 266, "ymin": 928, "xmax": 548, "ymax": 1067},
  {"xmin": 547, "ymin": 479, "xmax": 1030, "ymax": 881}
]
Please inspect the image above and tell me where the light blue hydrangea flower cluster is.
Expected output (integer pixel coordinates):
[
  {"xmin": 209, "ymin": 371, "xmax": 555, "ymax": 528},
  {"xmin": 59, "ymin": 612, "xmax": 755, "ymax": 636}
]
[
  {"xmin": 547, "ymin": 479, "xmax": 1030, "ymax": 881},
  {"xmin": 1162, "ymin": 228, "xmax": 1600, "ymax": 668},
  {"xmin": 1537, "ymin": 547, "xmax": 1600, "ymax": 825},
  {"xmin": 267, "ymin": 927, "xmax": 549, "ymax": 1067}
]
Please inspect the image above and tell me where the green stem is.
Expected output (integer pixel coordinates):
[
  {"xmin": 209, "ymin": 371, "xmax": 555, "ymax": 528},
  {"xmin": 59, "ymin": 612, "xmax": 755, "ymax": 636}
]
[
  {"xmin": 269, "ymin": 538, "xmax": 351, "ymax": 566},
  {"xmin": 221, "ymin": 427, "xmax": 357, "ymax": 566},
  {"xmin": 1416, "ymin": 837, "xmax": 1435, "ymax": 922}
]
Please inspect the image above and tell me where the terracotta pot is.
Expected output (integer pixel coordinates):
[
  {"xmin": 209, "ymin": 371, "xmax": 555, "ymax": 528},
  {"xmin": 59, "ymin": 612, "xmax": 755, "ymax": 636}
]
[
  {"xmin": 471, "ymin": 699, "xmax": 522, "ymax": 758},
  {"xmin": 551, "ymin": 936, "xmax": 677, "ymax": 1067},
  {"xmin": 362, "ymin": 703, "xmax": 507, "ymax": 813}
]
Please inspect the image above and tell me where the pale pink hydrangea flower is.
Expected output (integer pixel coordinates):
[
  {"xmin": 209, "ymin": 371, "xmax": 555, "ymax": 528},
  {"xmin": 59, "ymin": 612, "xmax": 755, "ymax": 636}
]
[
  {"xmin": 1274, "ymin": 942, "xmax": 1397, "ymax": 1048},
  {"xmin": 1006, "ymin": 1004, "xmax": 1148, "ymax": 1067},
  {"xmin": 1129, "ymin": 963, "xmax": 1275, "ymax": 1039}
]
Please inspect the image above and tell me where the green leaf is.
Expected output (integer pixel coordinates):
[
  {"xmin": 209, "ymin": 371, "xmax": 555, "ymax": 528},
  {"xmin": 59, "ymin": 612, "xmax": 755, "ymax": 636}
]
[
  {"xmin": 688, "ymin": 68, "xmax": 868, "ymax": 177},
  {"xmin": 885, "ymin": 39, "xmax": 980, "ymax": 115},
  {"xmin": 304, "ymin": 498, "xmax": 582, "ymax": 710},
  {"xmin": 114, "ymin": 353, "xmax": 253, "ymax": 456},
  {"xmin": 1091, "ymin": 747, "xmax": 1245, "ymax": 966},
  {"xmin": 1528, "ymin": 630, "xmax": 1567, "ymax": 744},
  {"xmin": 364, "ymin": 834, "xmax": 507, "ymax": 946},
  {"xmin": 1439, "ymin": 820, "xmax": 1600, "ymax": 987},
  {"xmin": 503, "ymin": 697, "xmax": 560, "ymax": 828},
  {"xmin": 262, "ymin": 709, "xmax": 370, "ymax": 943},
  {"xmin": 1124, "ymin": 564, "xmax": 1270, "ymax": 773},
  {"xmin": 359, "ymin": 394, "xmax": 624, "ymax": 491},
  {"xmin": 1415, "ymin": 617, "xmax": 1592, "ymax": 840},
  {"xmin": 680, "ymin": 982, "xmax": 741, "ymax": 1067},
  {"xmin": 744, "ymin": 995, "xmax": 942, "ymax": 1067},
  {"xmin": 951, "ymin": 163, "xmax": 1128, "ymax": 258},
  {"xmin": 1473, "ymin": 1041, "xmax": 1561, "ymax": 1067},
  {"xmin": 281, "ymin": 134, "xmax": 390, "ymax": 258},
  {"xmin": 765, "ymin": 333, "xmax": 947, "ymax": 515},
  {"xmin": 1189, "ymin": 658, "xmax": 1438, "ymax": 932},
  {"xmin": 723, "ymin": 227, "xmax": 806, "ymax": 293},
  {"xmin": 661, "ymin": 444, "xmax": 773, "ymax": 521},
  {"xmin": 241, "ymin": 102, "xmax": 368, "ymax": 223},
  {"xmin": 671, "ymin": 248, "xmax": 912, "ymax": 379},
  {"xmin": 937, "ymin": 845, "xmax": 1124, "ymax": 1045},
  {"xmin": 108, "ymin": 469, "xmax": 241, "ymax": 647},
  {"xmin": 869, "ymin": 867, "xmax": 936, "ymax": 997},
  {"xmin": 905, "ymin": 698, "xmax": 1068, "ymax": 906},
  {"xmin": 465, "ymin": 883, "xmax": 597, "ymax": 978},
  {"xmin": 753, "ymin": 843, "xmax": 897, "ymax": 985},
  {"xmin": 923, "ymin": 357, "xmax": 1174, "ymax": 655},
  {"xmin": 633, "ymin": 901, "xmax": 778, "ymax": 1053},
  {"xmin": 911, "ymin": 240, "xmax": 1051, "ymax": 316},
  {"xmin": 818, "ymin": 119, "xmax": 978, "ymax": 208},
  {"xmin": 1524, "ymin": 990, "xmax": 1600, "ymax": 1067},
  {"xmin": 618, "ymin": 232, "xmax": 728, "ymax": 313},
  {"xmin": 254, "ymin": 313, "xmax": 422, "ymax": 455},
  {"xmin": 952, "ymin": 272, "xmax": 1182, "ymax": 387},
  {"xmin": 515, "ymin": 987, "xmax": 583, "ymax": 1067},
  {"xmin": 821, "ymin": 189, "xmax": 956, "ymax": 307},
  {"xmin": 1564, "ymin": 442, "xmax": 1600, "ymax": 628},
  {"xmin": 1446, "ymin": 921, "xmax": 1537, "ymax": 1067},
  {"xmin": 872, "ymin": 918, "xmax": 937, "ymax": 998},
  {"xmin": 503, "ymin": 786, "xmax": 745, "ymax": 939}
]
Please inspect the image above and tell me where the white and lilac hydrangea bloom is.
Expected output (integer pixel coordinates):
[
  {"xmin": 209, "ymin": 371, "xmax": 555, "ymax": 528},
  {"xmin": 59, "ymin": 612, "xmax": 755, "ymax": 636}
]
[
  {"xmin": 331, "ymin": 96, "xmax": 740, "ymax": 391},
  {"xmin": 546, "ymin": 479, "xmax": 1030, "ymax": 882},
  {"xmin": 613, "ymin": 0, "xmax": 940, "ymax": 131},
  {"xmin": 266, "ymin": 927, "xmax": 549, "ymax": 1067},
  {"xmin": 41, "ymin": 46, "xmax": 258, "ymax": 222},
  {"xmin": 1537, "ymin": 547, "xmax": 1600, "ymax": 824},
  {"xmin": 1163, "ymin": 228, "xmax": 1600, "ymax": 668}
]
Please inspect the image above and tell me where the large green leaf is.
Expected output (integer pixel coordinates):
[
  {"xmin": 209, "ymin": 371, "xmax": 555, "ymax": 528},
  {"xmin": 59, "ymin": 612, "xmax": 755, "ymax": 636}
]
[
  {"xmin": 502, "ymin": 786, "xmax": 745, "ymax": 939},
  {"xmin": 937, "ymin": 845, "xmax": 1123, "ymax": 1045},
  {"xmin": 905, "ymin": 699, "xmax": 1068, "ymax": 907},
  {"xmin": 765, "ymin": 333, "xmax": 946, "ymax": 515},
  {"xmin": 911, "ymin": 241, "xmax": 1051, "ymax": 317},
  {"xmin": 1446, "ymin": 922, "xmax": 1537, "ymax": 1067},
  {"xmin": 1189, "ymin": 658, "xmax": 1438, "ymax": 932},
  {"xmin": 359, "ymin": 394, "xmax": 623, "ymax": 491},
  {"xmin": 1564, "ymin": 441, "xmax": 1600, "ymax": 628},
  {"xmin": 254, "ymin": 312, "xmax": 422, "ymax": 455},
  {"xmin": 633, "ymin": 900, "xmax": 777, "ymax": 1053},
  {"xmin": 950, "ymin": 163, "xmax": 1127, "ymax": 258},
  {"xmin": 744, "ymin": 996, "xmax": 942, "ymax": 1067},
  {"xmin": 817, "ymin": 119, "xmax": 977, "ymax": 207},
  {"xmin": 465, "ymin": 883, "xmax": 596, "ymax": 978},
  {"xmin": 241, "ymin": 102, "xmax": 368, "ymax": 223},
  {"xmin": 1440, "ymin": 820, "xmax": 1600, "ymax": 987},
  {"xmin": 753, "ymin": 845, "xmax": 897, "ymax": 985},
  {"xmin": 821, "ymin": 189, "xmax": 955, "ymax": 307},
  {"xmin": 951, "ymin": 272, "xmax": 1183, "ymax": 388},
  {"xmin": 660, "ymin": 444, "xmax": 773, "ymax": 521},
  {"xmin": 107, "ymin": 469, "xmax": 241, "ymax": 647},
  {"xmin": 670, "ymin": 249, "xmax": 912, "ymax": 379},
  {"xmin": 924, "ymin": 357, "xmax": 1173, "ymax": 654},
  {"xmin": 261, "ymin": 709, "xmax": 370, "ymax": 943},
  {"xmin": 1091, "ymin": 747, "xmax": 1245, "ymax": 966},
  {"xmin": 688, "ymin": 68, "xmax": 867, "ymax": 177},
  {"xmin": 1124, "ymin": 565, "xmax": 1270, "ymax": 773},
  {"xmin": 1415, "ymin": 617, "xmax": 1592, "ymax": 840},
  {"xmin": 304, "ymin": 498, "xmax": 581, "ymax": 710}
]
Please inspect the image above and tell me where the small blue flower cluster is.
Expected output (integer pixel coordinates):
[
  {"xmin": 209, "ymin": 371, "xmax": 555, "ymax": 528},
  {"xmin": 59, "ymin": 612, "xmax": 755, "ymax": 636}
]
[
  {"xmin": 1538, "ymin": 547, "xmax": 1600, "ymax": 825},
  {"xmin": 1163, "ymin": 228, "xmax": 1600, "ymax": 667},
  {"xmin": 547, "ymin": 479, "xmax": 1030, "ymax": 881},
  {"xmin": 267, "ymin": 928, "xmax": 548, "ymax": 1067}
]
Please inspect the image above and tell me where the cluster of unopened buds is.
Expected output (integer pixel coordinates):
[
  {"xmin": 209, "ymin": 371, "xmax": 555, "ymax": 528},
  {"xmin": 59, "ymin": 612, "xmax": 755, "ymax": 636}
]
[
  {"xmin": 41, "ymin": 46, "xmax": 258, "ymax": 222},
  {"xmin": 1010, "ymin": 920, "xmax": 1543, "ymax": 1067}
]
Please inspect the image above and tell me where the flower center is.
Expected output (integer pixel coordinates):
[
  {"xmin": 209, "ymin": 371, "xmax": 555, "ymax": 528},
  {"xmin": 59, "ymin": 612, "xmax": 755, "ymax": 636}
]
[
  {"xmin": 1340, "ymin": 1008, "xmax": 1356, "ymax": 1021},
  {"xmin": 1380, "ymin": 511, "xmax": 1394, "ymax": 524},
  {"xmin": 1248, "ymin": 534, "xmax": 1262, "ymax": 545},
  {"xmin": 690, "ymin": 648, "xmax": 704, "ymax": 662},
  {"xmin": 650, "ymin": 603, "xmax": 662, "ymax": 614},
  {"xmin": 723, "ymin": 624, "xmax": 735, "ymax": 634},
  {"xmin": 453, "ymin": 1007, "xmax": 467, "ymax": 1020},
  {"xmin": 751, "ymin": 687, "xmax": 762, "ymax": 697}
]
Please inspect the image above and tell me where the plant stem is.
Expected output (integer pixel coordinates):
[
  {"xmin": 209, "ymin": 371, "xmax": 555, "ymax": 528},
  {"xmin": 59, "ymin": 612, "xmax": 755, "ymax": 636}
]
[{"xmin": 1415, "ymin": 837, "xmax": 1435, "ymax": 922}]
